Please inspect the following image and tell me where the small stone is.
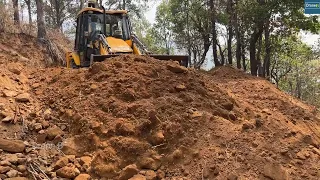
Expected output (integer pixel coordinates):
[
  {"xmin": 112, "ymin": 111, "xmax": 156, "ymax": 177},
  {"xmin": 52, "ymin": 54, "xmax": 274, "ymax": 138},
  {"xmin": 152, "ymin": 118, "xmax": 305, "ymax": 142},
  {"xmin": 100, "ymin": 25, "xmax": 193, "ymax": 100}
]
[
  {"xmin": 41, "ymin": 121, "xmax": 50, "ymax": 129},
  {"xmin": 1, "ymin": 116, "xmax": 13, "ymax": 123},
  {"xmin": 17, "ymin": 158, "xmax": 26, "ymax": 164},
  {"xmin": 56, "ymin": 164, "xmax": 80, "ymax": 179},
  {"xmin": 33, "ymin": 123, "xmax": 43, "ymax": 131},
  {"xmin": 5, "ymin": 154, "xmax": 18, "ymax": 164},
  {"xmin": 151, "ymin": 131, "xmax": 165, "ymax": 145},
  {"xmin": 0, "ymin": 139, "xmax": 25, "ymax": 153},
  {"xmin": 43, "ymin": 109, "xmax": 51, "ymax": 120},
  {"xmin": 32, "ymin": 83, "xmax": 41, "ymax": 89},
  {"xmin": 191, "ymin": 111, "xmax": 203, "ymax": 118},
  {"xmin": 302, "ymin": 135, "xmax": 318, "ymax": 147},
  {"xmin": 46, "ymin": 126, "xmax": 64, "ymax": 140},
  {"xmin": 252, "ymin": 141, "xmax": 259, "ymax": 148},
  {"xmin": 242, "ymin": 121, "xmax": 255, "ymax": 131},
  {"xmin": 156, "ymin": 169, "xmax": 165, "ymax": 179},
  {"xmin": 36, "ymin": 133, "xmax": 47, "ymax": 144},
  {"xmin": 145, "ymin": 170, "xmax": 157, "ymax": 180},
  {"xmin": 16, "ymin": 165, "xmax": 27, "ymax": 172},
  {"xmin": 167, "ymin": 63, "xmax": 188, "ymax": 73},
  {"xmin": 129, "ymin": 174, "xmax": 147, "ymax": 180},
  {"xmin": 255, "ymin": 118, "xmax": 264, "ymax": 127},
  {"xmin": 296, "ymin": 150, "xmax": 310, "ymax": 160},
  {"xmin": 61, "ymin": 138, "xmax": 79, "ymax": 156},
  {"xmin": 0, "ymin": 165, "xmax": 11, "ymax": 173},
  {"xmin": 52, "ymin": 135, "xmax": 63, "ymax": 145},
  {"xmin": 15, "ymin": 93, "xmax": 30, "ymax": 102},
  {"xmin": 90, "ymin": 84, "xmax": 98, "ymax": 90},
  {"xmin": 280, "ymin": 148, "xmax": 289, "ymax": 155},
  {"xmin": 175, "ymin": 84, "xmax": 186, "ymax": 92},
  {"xmin": 74, "ymin": 173, "xmax": 91, "ymax": 180},
  {"xmin": 6, "ymin": 169, "xmax": 19, "ymax": 178},
  {"xmin": 139, "ymin": 157, "xmax": 160, "ymax": 170},
  {"xmin": 0, "ymin": 160, "xmax": 12, "ymax": 166},
  {"xmin": 0, "ymin": 103, "xmax": 5, "ymax": 110},
  {"xmin": 262, "ymin": 108, "xmax": 272, "ymax": 115},
  {"xmin": 119, "ymin": 164, "xmax": 139, "ymax": 180},
  {"xmin": 53, "ymin": 157, "xmax": 69, "ymax": 170},
  {"xmin": 263, "ymin": 162, "xmax": 289, "ymax": 180},
  {"xmin": 8, "ymin": 64, "xmax": 21, "ymax": 75},
  {"xmin": 311, "ymin": 147, "xmax": 320, "ymax": 156},
  {"xmin": 114, "ymin": 61, "xmax": 123, "ymax": 68},
  {"xmin": 79, "ymin": 156, "xmax": 92, "ymax": 166}
]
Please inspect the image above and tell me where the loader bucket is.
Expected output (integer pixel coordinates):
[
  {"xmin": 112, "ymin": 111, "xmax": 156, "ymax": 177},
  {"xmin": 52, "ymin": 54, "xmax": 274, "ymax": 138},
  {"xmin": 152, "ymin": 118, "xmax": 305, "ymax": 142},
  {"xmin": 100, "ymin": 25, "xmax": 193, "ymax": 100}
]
[{"xmin": 90, "ymin": 54, "xmax": 189, "ymax": 67}]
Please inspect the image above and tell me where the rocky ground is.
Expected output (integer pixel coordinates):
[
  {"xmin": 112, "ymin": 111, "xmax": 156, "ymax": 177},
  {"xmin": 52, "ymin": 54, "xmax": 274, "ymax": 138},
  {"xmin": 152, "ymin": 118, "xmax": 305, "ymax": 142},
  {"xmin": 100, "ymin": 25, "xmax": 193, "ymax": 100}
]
[{"xmin": 0, "ymin": 33, "xmax": 319, "ymax": 180}]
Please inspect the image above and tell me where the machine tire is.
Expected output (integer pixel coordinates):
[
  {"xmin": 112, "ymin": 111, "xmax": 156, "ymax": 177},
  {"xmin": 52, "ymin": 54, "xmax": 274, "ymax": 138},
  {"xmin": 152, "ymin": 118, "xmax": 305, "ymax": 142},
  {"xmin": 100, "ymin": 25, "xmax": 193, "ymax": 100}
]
[{"xmin": 70, "ymin": 59, "xmax": 79, "ymax": 69}]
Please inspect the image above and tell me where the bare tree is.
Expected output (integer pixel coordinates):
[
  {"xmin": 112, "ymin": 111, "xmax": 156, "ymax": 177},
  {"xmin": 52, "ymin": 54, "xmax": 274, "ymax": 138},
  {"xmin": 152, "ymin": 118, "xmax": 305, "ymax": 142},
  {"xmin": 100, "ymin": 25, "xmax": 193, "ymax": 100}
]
[
  {"xmin": 24, "ymin": 0, "xmax": 32, "ymax": 24},
  {"xmin": 35, "ymin": 0, "xmax": 46, "ymax": 39},
  {"xmin": 12, "ymin": 0, "xmax": 19, "ymax": 25}
]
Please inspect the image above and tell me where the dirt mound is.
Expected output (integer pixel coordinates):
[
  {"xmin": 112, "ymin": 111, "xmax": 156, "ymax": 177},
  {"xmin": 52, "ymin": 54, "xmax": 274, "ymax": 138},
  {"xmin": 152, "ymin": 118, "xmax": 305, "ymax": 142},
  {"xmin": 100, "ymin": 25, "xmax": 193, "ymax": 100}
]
[
  {"xmin": 0, "ymin": 33, "xmax": 48, "ymax": 67},
  {"xmin": 28, "ymin": 55, "xmax": 320, "ymax": 179}
]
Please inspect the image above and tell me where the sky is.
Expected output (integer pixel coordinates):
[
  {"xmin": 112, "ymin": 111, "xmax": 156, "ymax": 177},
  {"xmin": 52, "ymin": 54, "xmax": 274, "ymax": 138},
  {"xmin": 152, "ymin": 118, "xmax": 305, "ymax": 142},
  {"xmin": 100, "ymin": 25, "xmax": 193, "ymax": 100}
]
[{"xmin": 145, "ymin": 1, "xmax": 161, "ymax": 25}]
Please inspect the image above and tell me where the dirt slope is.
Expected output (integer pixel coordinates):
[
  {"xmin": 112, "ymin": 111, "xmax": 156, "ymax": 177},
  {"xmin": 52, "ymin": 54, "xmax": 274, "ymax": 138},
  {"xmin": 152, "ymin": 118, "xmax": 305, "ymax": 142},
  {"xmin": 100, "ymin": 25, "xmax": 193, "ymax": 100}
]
[
  {"xmin": 0, "ymin": 34, "xmax": 319, "ymax": 180},
  {"xmin": 30, "ymin": 56, "xmax": 320, "ymax": 179}
]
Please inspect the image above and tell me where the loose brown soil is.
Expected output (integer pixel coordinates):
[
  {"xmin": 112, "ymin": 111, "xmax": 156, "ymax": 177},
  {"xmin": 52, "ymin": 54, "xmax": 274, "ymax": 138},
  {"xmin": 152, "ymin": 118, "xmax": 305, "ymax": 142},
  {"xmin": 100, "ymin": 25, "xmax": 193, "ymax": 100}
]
[{"xmin": 0, "ymin": 33, "xmax": 319, "ymax": 180}]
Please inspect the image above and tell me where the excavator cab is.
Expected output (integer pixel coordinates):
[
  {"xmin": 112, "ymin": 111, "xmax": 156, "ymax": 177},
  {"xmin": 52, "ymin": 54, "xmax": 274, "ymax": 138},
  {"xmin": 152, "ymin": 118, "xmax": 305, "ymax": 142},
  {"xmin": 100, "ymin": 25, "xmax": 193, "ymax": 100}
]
[{"xmin": 66, "ymin": 1, "xmax": 189, "ymax": 68}]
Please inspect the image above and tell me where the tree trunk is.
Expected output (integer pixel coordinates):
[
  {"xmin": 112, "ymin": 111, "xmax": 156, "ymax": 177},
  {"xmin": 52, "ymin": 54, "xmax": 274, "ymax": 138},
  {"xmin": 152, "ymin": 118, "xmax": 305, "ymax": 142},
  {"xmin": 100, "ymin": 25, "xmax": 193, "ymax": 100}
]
[
  {"xmin": 249, "ymin": 24, "xmax": 263, "ymax": 76},
  {"xmin": 227, "ymin": 0, "xmax": 233, "ymax": 65},
  {"xmin": 25, "ymin": 0, "xmax": 32, "ymax": 24},
  {"xmin": 12, "ymin": 0, "xmax": 19, "ymax": 25},
  {"xmin": 80, "ymin": 0, "xmax": 84, "ymax": 9},
  {"xmin": 209, "ymin": 0, "xmax": 220, "ymax": 67},
  {"xmin": 235, "ymin": 0, "xmax": 241, "ymax": 69},
  {"xmin": 257, "ymin": 34, "xmax": 263, "ymax": 77},
  {"xmin": 264, "ymin": 20, "xmax": 271, "ymax": 78},
  {"xmin": 35, "ymin": 0, "xmax": 46, "ymax": 39},
  {"xmin": 217, "ymin": 43, "xmax": 225, "ymax": 65}
]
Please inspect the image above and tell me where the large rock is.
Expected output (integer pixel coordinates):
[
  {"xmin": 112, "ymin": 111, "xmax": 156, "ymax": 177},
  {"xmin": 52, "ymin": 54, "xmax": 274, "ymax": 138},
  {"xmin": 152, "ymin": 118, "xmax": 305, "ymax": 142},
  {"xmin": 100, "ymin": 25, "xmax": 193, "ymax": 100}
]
[
  {"xmin": 129, "ymin": 174, "xmax": 147, "ymax": 180},
  {"xmin": 166, "ymin": 63, "xmax": 188, "ymax": 73},
  {"xmin": 74, "ymin": 174, "xmax": 91, "ymax": 180},
  {"xmin": 16, "ymin": 165, "xmax": 27, "ymax": 173},
  {"xmin": 53, "ymin": 157, "xmax": 69, "ymax": 170},
  {"xmin": 0, "ymin": 139, "xmax": 25, "ymax": 153},
  {"xmin": 4, "ymin": 178, "xmax": 29, "ymax": 180},
  {"xmin": 5, "ymin": 154, "xmax": 18, "ymax": 164},
  {"xmin": 2, "ymin": 90, "xmax": 18, "ymax": 97},
  {"xmin": 61, "ymin": 138, "xmax": 80, "ymax": 156},
  {"xmin": 6, "ymin": 169, "xmax": 19, "ymax": 178},
  {"xmin": 150, "ymin": 131, "xmax": 165, "ymax": 145},
  {"xmin": 79, "ymin": 156, "xmax": 92, "ymax": 171},
  {"xmin": 46, "ymin": 126, "xmax": 64, "ymax": 140},
  {"xmin": 263, "ymin": 162, "xmax": 289, "ymax": 180},
  {"xmin": 119, "ymin": 164, "xmax": 139, "ymax": 180},
  {"xmin": 0, "ymin": 166, "xmax": 11, "ymax": 173},
  {"xmin": 15, "ymin": 93, "xmax": 30, "ymax": 102},
  {"xmin": 8, "ymin": 63, "xmax": 22, "ymax": 75},
  {"xmin": 56, "ymin": 164, "xmax": 80, "ymax": 179},
  {"xmin": 145, "ymin": 170, "xmax": 157, "ymax": 180}
]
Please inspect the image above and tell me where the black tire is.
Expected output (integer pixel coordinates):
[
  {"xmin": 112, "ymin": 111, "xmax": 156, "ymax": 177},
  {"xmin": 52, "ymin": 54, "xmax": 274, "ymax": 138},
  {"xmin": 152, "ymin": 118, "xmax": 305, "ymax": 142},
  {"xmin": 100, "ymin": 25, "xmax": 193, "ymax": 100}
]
[{"xmin": 70, "ymin": 59, "xmax": 79, "ymax": 69}]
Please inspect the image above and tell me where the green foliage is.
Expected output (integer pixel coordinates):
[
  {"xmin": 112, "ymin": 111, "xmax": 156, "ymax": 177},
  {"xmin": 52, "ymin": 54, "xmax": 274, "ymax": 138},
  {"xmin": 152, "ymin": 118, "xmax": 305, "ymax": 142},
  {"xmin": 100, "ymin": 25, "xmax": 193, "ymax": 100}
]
[{"xmin": 271, "ymin": 35, "xmax": 320, "ymax": 107}]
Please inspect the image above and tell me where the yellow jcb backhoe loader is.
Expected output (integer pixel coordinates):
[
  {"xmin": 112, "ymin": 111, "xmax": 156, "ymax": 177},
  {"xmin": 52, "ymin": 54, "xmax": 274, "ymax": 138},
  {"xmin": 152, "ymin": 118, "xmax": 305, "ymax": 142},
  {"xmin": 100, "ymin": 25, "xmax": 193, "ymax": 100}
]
[{"xmin": 66, "ymin": 1, "xmax": 189, "ymax": 68}]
